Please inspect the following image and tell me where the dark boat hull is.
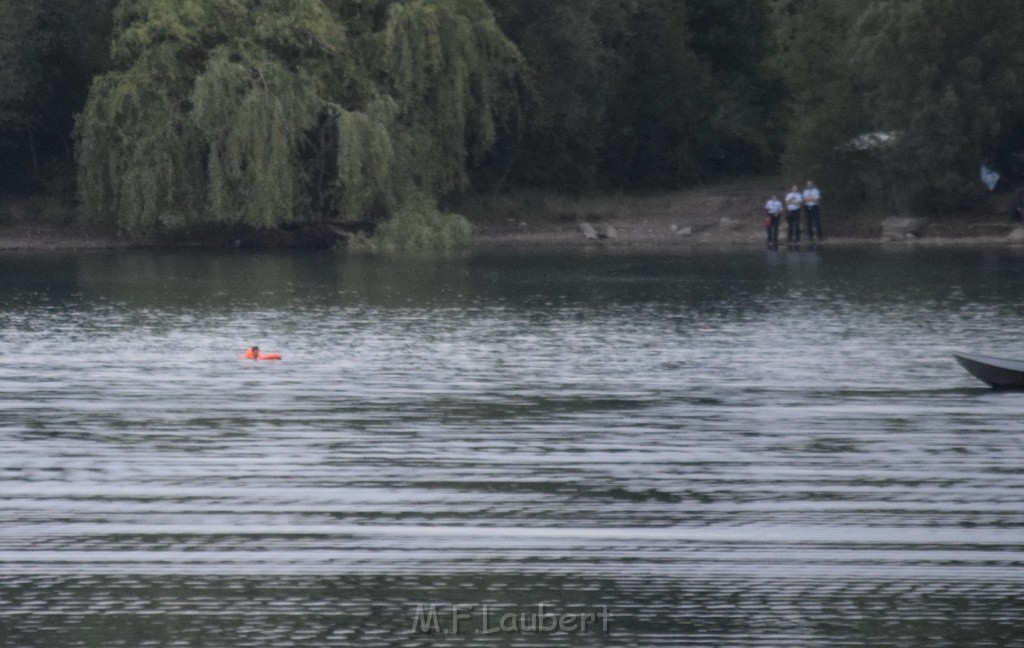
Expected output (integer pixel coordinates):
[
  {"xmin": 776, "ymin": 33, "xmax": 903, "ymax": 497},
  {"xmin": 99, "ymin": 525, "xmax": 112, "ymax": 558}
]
[{"xmin": 954, "ymin": 352, "xmax": 1024, "ymax": 389}]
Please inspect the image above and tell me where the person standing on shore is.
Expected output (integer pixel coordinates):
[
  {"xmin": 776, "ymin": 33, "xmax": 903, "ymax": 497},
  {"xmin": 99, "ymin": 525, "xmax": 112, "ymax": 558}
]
[
  {"xmin": 785, "ymin": 185, "xmax": 803, "ymax": 243},
  {"xmin": 764, "ymin": 195, "xmax": 783, "ymax": 246},
  {"xmin": 803, "ymin": 180, "xmax": 823, "ymax": 240}
]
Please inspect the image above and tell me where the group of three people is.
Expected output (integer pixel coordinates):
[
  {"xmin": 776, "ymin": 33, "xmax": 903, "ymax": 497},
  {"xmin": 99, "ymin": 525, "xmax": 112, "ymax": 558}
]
[{"xmin": 764, "ymin": 181, "xmax": 823, "ymax": 246}]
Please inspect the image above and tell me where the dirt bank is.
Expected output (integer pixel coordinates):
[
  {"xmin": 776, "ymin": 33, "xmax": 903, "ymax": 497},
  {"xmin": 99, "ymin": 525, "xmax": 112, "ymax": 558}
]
[
  {"xmin": 458, "ymin": 177, "xmax": 1024, "ymax": 251},
  {"xmin": 0, "ymin": 225, "xmax": 126, "ymax": 251},
  {"xmin": 3, "ymin": 178, "xmax": 1023, "ymax": 252}
]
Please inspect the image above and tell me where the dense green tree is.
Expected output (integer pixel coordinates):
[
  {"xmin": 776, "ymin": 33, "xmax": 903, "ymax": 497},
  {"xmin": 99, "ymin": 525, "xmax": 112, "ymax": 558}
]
[
  {"xmin": 483, "ymin": 0, "xmax": 626, "ymax": 189},
  {"xmin": 851, "ymin": 0, "xmax": 1024, "ymax": 212},
  {"xmin": 680, "ymin": 0, "xmax": 784, "ymax": 176},
  {"xmin": 603, "ymin": 0, "xmax": 782, "ymax": 186},
  {"xmin": 0, "ymin": 2, "xmax": 43, "ymax": 181},
  {"xmin": 775, "ymin": 0, "xmax": 1024, "ymax": 213},
  {"xmin": 76, "ymin": 0, "xmax": 527, "ymax": 232},
  {"xmin": 0, "ymin": 0, "xmax": 113, "ymax": 191},
  {"xmin": 11, "ymin": 0, "xmax": 1022, "ymax": 227},
  {"xmin": 600, "ymin": 0, "xmax": 710, "ymax": 186},
  {"xmin": 770, "ymin": 0, "xmax": 874, "ymax": 207},
  {"xmin": 488, "ymin": 0, "xmax": 782, "ymax": 190}
]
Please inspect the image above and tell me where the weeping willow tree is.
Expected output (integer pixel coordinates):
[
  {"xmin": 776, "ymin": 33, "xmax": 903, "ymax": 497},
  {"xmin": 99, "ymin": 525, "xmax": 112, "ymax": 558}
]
[
  {"xmin": 76, "ymin": 0, "xmax": 527, "ymax": 240},
  {"xmin": 383, "ymin": 0, "xmax": 526, "ymax": 193}
]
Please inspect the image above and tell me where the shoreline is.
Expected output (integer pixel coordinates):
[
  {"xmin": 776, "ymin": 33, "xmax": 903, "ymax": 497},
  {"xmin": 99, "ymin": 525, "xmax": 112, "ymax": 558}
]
[
  {"xmin": 463, "ymin": 179, "xmax": 1024, "ymax": 252},
  {"xmin": 3, "ymin": 178, "xmax": 1024, "ymax": 253},
  {"xmin": 2, "ymin": 225, "xmax": 1021, "ymax": 254},
  {"xmin": 0, "ymin": 227, "xmax": 130, "ymax": 252},
  {"xmin": 469, "ymin": 229, "xmax": 1024, "ymax": 253}
]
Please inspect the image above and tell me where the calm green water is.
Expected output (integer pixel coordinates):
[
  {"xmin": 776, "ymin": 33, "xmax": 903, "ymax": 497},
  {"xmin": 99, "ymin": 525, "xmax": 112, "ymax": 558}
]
[{"xmin": 1, "ymin": 247, "xmax": 1023, "ymax": 647}]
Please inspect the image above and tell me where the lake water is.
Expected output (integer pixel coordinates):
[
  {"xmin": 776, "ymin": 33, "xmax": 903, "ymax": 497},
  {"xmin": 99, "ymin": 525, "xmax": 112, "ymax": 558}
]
[{"xmin": 1, "ymin": 246, "xmax": 1023, "ymax": 647}]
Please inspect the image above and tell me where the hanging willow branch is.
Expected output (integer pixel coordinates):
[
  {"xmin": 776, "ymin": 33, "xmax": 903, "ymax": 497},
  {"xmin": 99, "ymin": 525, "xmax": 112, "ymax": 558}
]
[
  {"xmin": 333, "ymin": 98, "xmax": 398, "ymax": 220},
  {"xmin": 76, "ymin": 70, "xmax": 206, "ymax": 230},
  {"xmin": 382, "ymin": 0, "xmax": 527, "ymax": 194},
  {"xmin": 192, "ymin": 46, "xmax": 322, "ymax": 226}
]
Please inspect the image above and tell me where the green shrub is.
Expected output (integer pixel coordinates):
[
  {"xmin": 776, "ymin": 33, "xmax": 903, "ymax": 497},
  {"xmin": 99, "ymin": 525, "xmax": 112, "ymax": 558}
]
[{"xmin": 364, "ymin": 194, "xmax": 473, "ymax": 253}]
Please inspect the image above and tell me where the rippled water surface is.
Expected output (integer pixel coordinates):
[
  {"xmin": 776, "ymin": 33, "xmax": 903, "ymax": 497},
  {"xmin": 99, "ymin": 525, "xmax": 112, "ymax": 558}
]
[{"xmin": 1, "ymin": 247, "xmax": 1024, "ymax": 647}]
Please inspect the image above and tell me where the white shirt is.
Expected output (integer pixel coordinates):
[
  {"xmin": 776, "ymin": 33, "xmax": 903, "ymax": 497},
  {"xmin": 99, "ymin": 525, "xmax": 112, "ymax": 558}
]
[
  {"xmin": 802, "ymin": 187, "xmax": 820, "ymax": 206},
  {"xmin": 785, "ymin": 191, "xmax": 803, "ymax": 211},
  {"xmin": 764, "ymin": 198, "xmax": 783, "ymax": 215}
]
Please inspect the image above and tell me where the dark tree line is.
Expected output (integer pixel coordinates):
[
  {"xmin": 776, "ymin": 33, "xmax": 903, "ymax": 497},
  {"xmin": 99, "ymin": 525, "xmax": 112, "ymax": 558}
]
[
  {"xmin": 0, "ymin": 0, "xmax": 114, "ymax": 192},
  {"xmin": 482, "ymin": 0, "xmax": 783, "ymax": 190},
  {"xmin": 2, "ymin": 0, "xmax": 1023, "ymax": 230},
  {"xmin": 774, "ymin": 0, "xmax": 1024, "ymax": 213}
]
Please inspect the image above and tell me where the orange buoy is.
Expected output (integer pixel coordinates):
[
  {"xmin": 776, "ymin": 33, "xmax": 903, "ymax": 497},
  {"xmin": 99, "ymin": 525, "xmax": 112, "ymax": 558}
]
[{"xmin": 241, "ymin": 346, "xmax": 282, "ymax": 360}]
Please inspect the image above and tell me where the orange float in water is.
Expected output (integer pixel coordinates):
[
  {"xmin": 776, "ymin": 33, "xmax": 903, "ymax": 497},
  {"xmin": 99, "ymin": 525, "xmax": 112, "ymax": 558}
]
[{"xmin": 241, "ymin": 346, "xmax": 282, "ymax": 360}]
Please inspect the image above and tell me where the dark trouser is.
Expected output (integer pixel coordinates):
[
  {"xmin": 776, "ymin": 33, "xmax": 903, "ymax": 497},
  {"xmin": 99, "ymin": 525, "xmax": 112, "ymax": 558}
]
[
  {"xmin": 805, "ymin": 204, "xmax": 823, "ymax": 240},
  {"xmin": 786, "ymin": 210, "xmax": 801, "ymax": 242},
  {"xmin": 766, "ymin": 215, "xmax": 780, "ymax": 244}
]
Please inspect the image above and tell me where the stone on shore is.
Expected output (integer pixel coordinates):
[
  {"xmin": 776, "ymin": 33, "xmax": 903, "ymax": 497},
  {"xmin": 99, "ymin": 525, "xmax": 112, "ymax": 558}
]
[
  {"xmin": 579, "ymin": 222, "xmax": 599, "ymax": 240},
  {"xmin": 1008, "ymin": 228, "xmax": 1024, "ymax": 243},
  {"xmin": 881, "ymin": 217, "xmax": 929, "ymax": 240}
]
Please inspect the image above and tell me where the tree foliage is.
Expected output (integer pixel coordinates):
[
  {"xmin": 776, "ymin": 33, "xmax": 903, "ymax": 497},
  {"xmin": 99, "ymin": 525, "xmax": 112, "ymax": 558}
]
[
  {"xmin": 671, "ymin": 0, "xmax": 783, "ymax": 178},
  {"xmin": 770, "ymin": 0, "xmax": 874, "ymax": 207},
  {"xmin": 365, "ymin": 192, "xmax": 472, "ymax": 252},
  {"xmin": 76, "ymin": 0, "xmax": 528, "ymax": 233},
  {"xmin": 0, "ymin": 0, "xmax": 113, "ymax": 190},
  {"xmin": 6, "ymin": 0, "xmax": 1024, "ymax": 225},
  {"xmin": 482, "ymin": 0, "xmax": 625, "ymax": 189},
  {"xmin": 486, "ymin": 0, "xmax": 782, "ymax": 190},
  {"xmin": 851, "ymin": 0, "xmax": 1024, "ymax": 211},
  {"xmin": 774, "ymin": 0, "xmax": 1024, "ymax": 213}
]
